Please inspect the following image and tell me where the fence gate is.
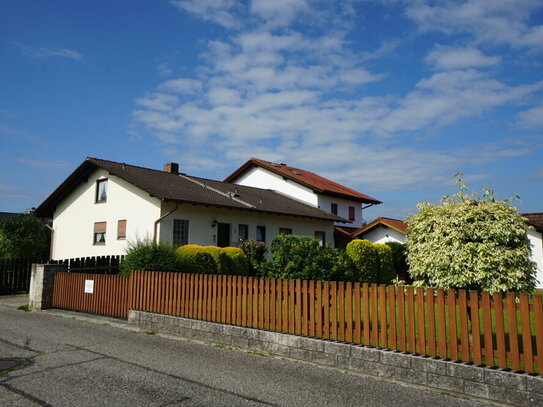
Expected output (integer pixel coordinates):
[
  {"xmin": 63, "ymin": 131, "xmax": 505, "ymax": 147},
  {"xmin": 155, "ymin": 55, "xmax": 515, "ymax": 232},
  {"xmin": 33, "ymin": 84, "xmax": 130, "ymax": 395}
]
[{"xmin": 52, "ymin": 272, "xmax": 129, "ymax": 318}]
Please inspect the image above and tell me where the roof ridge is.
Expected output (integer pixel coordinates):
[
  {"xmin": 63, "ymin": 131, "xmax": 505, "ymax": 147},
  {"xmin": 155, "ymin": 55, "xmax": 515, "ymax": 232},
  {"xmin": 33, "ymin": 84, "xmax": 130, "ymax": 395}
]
[{"xmin": 178, "ymin": 174, "xmax": 255, "ymax": 208}]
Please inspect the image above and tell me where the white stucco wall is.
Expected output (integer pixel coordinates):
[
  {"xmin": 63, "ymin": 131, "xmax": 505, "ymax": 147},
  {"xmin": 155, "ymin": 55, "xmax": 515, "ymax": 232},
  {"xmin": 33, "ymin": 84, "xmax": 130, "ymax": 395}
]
[
  {"xmin": 359, "ymin": 226, "xmax": 406, "ymax": 244},
  {"xmin": 234, "ymin": 167, "xmax": 319, "ymax": 207},
  {"xmin": 158, "ymin": 202, "xmax": 335, "ymax": 248},
  {"xmin": 52, "ymin": 168, "xmax": 161, "ymax": 259},
  {"xmin": 317, "ymin": 195, "xmax": 362, "ymax": 228},
  {"xmin": 528, "ymin": 229, "xmax": 543, "ymax": 288}
]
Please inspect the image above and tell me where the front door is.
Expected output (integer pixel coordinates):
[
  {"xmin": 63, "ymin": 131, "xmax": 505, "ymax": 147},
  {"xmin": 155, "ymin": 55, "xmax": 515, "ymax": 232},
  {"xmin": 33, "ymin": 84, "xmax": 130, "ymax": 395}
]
[{"xmin": 217, "ymin": 223, "xmax": 230, "ymax": 247}]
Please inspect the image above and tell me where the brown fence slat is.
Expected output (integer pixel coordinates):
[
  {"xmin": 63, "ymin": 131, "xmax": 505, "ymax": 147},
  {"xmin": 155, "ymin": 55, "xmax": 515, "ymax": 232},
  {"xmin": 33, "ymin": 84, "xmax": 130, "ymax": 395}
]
[
  {"xmin": 338, "ymin": 282, "xmax": 345, "ymax": 342},
  {"xmin": 345, "ymin": 282, "xmax": 353, "ymax": 343},
  {"xmin": 295, "ymin": 279, "xmax": 302, "ymax": 336},
  {"xmin": 331, "ymin": 282, "xmax": 338, "ymax": 341},
  {"xmin": 406, "ymin": 286, "xmax": 416, "ymax": 353},
  {"xmin": 302, "ymin": 279, "xmax": 309, "ymax": 337},
  {"xmin": 458, "ymin": 290, "xmax": 470, "ymax": 363},
  {"xmin": 323, "ymin": 282, "xmax": 330, "ymax": 340},
  {"xmin": 469, "ymin": 291, "xmax": 482, "ymax": 365},
  {"xmin": 533, "ymin": 294, "xmax": 543, "ymax": 373},
  {"xmin": 493, "ymin": 293, "xmax": 507, "ymax": 369},
  {"xmin": 447, "ymin": 289, "xmax": 458, "ymax": 360},
  {"xmin": 506, "ymin": 292, "xmax": 520, "ymax": 371},
  {"xmin": 519, "ymin": 293, "xmax": 534, "ymax": 373},
  {"xmin": 416, "ymin": 287, "xmax": 426, "ymax": 355},
  {"xmin": 436, "ymin": 289, "xmax": 447, "ymax": 359},
  {"xmin": 481, "ymin": 291, "xmax": 494, "ymax": 366},
  {"xmin": 426, "ymin": 288, "xmax": 436, "ymax": 357},
  {"xmin": 354, "ymin": 282, "xmax": 361, "ymax": 344},
  {"xmin": 397, "ymin": 286, "xmax": 406, "ymax": 352},
  {"xmin": 379, "ymin": 285, "xmax": 387, "ymax": 348},
  {"xmin": 371, "ymin": 284, "xmax": 379, "ymax": 347}
]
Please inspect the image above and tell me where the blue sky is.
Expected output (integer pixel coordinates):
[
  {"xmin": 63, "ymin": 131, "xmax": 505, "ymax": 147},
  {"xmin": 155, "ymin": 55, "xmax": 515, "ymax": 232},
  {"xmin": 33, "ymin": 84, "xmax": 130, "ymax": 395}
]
[{"xmin": 1, "ymin": 0, "xmax": 542, "ymax": 221}]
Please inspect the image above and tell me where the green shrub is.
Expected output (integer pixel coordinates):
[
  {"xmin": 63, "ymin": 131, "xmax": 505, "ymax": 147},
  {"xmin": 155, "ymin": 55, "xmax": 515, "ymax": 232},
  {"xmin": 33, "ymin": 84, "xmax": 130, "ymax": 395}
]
[
  {"xmin": 221, "ymin": 247, "xmax": 249, "ymax": 276},
  {"xmin": 374, "ymin": 243, "xmax": 396, "ymax": 284},
  {"xmin": 120, "ymin": 238, "xmax": 181, "ymax": 276},
  {"xmin": 240, "ymin": 240, "xmax": 268, "ymax": 276},
  {"xmin": 385, "ymin": 242, "xmax": 409, "ymax": 282},
  {"xmin": 264, "ymin": 234, "xmax": 353, "ymax": 281},
  {"xmin": 346, "ymin": 239, "xmax": 379, "ymax": 283},
  {"xmin": 0, "ymin": 211, "xmax": 50, "ymax": 259},
  {"xmin": 175, "ymin": 245, "xmax": 217, "ymax": 275}
]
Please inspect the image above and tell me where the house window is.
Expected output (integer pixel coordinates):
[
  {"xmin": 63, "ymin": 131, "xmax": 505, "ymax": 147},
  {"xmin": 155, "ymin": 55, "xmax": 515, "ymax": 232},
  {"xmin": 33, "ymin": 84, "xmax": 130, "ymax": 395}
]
[
  {"xmin": 95, "ymin": 179, "xmax": 108, "ymax": 203},
  {"xmin": 173, "ymin": 219, "xmax": 189, "ymax": 247},
  {"xmin": 279, "ymin": 228, "xmax": 292, "ymax": 235},
  {"xmin": 349, "ymin": 206, "xmax": 355, "ymax": 221},
  {"xmin": 256, "ymin": 226, "xmax": 266, "ymax": 242},
  {"xmin": 315, "ymin": 231, "xmax": 325, "ymax": 247},
  {"xmin": 331, "ymin": 203, "xmax": 338, "ymax": 215},
  {"xmin": 94, "ymin": 222, "xmax": 106, "ymax": 245},
  {"xmin": 238, "ymin": 224, "xmax": 248, "ymax": 241},
  {"xmin": 117, "ymin": 220, "xmax": 126, "ymax": 240}
]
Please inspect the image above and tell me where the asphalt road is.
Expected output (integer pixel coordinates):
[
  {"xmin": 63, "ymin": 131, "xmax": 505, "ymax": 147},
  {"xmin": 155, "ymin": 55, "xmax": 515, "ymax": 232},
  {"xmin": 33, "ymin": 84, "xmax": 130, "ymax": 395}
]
[{"xmin": 0, "ymin": 299, "xmax": 495, "ymax": 407}]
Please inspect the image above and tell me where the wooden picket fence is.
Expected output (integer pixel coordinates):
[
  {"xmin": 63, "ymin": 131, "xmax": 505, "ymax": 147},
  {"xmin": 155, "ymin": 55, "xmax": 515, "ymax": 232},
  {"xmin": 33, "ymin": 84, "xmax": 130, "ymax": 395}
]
[
  {"xmin": 51, "ymin": 270, "xmax": 543, "ymax": 375},
  {"xmin": 52, "ymin": 272, "xmax": 129, "ymax": 318}
]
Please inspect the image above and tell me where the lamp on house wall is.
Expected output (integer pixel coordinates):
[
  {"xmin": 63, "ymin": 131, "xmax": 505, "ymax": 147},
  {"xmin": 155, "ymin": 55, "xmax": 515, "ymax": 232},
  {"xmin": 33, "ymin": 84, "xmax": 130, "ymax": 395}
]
[{"xmin": 212, "ymin": 220, "xmax": 218, "ymax": 228}]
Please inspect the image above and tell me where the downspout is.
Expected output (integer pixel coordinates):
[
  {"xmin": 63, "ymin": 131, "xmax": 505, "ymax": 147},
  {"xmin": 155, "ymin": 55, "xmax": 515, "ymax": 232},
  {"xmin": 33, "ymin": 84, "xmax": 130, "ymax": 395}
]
[
  {"xmin": 45, "ymin": 224, "xmax": 54, "ymax": 260},
  {"xmin": 153, "ymin": 203, "xmax": 179, "ymax": 244}
]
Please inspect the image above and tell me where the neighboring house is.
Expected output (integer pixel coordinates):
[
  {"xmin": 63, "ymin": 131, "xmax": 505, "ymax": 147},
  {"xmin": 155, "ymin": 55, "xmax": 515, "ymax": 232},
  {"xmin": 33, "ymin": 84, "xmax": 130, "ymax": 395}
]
[
  {"xmin": 352, "ymin": 217, "xmax": 408, "ymax": 244},
  {"xmin": 523, "ymin": 213, "xmax": 543, "ymax": 288},
  {"xmin": 35, "ymin": 158, "xmax": 345, "ymax": 260},
  {"xmin": 224, "ymin": 158, "xmax": 381, "ymax": 248}
]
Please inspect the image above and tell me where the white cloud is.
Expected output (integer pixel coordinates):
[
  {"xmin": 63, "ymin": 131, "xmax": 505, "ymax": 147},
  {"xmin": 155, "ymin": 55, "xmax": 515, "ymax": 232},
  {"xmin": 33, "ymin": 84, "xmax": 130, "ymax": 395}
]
[
  {"xmin": 517, "ymin": 103, "xmax": 543, "ymax": 129},
  {"xmin": 426, "ymin": 46, "xmax": 501, "ymax": 70},
  {"xmin": 157, "ymin": 78, "xmax": 202, "ymax": 94},
  {"xmin": 406, "ymin": 0, "xmax": 543, "ymax": 49},
  {"xmin": 157, "ymin": 62, "xmax": 173, "ymax": 76},
  {"xmin": 250, "ymin": 0, "xmax": 309, "ymax": 28},
  {"xmin": 170, "ymin": 0, "xmax": 240, "ymax": 28},
  {"xmin": 14, "ymin": 157, "xmax": 71, "ymax": 170},
  {"xmin": 17, "ymin": 44, "xmax": 82, "ymax": 60}
]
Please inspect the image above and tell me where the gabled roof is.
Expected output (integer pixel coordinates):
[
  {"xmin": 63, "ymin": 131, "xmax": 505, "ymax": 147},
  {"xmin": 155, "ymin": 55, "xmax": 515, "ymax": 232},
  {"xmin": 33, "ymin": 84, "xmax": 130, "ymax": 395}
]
[
  {"xmin": 353, "ymin": 217, "xmax": 408, "ymax": 237},
  {"xmin": 523, "ymin": 213, "xmax": 543, "ymax": 232},
  {"xmin": 224, "ymin": 158, "xmax": 381, "ymax": 204},
  {"xmin": 35, "ymin": 158, "xmax": 346, "ymax": 223}
]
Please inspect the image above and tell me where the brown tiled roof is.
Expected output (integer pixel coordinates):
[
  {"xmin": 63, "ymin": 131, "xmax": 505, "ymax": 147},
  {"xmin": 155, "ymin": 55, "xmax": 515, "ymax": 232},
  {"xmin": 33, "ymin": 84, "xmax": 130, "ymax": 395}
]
[
  {"xmin": 523, "ymin": 213, "xmax": 543, "ymax": 232},
  {"xmin": 35, "ymin": 158, "xmax": 346, "ymax": 223},
  {"xmin": 224, "ymin": 158, "xmax": 381, "ymax": 204},
  {"xmin": 352, "ymin": 217, "xmax": 408, "ymax": 237}
]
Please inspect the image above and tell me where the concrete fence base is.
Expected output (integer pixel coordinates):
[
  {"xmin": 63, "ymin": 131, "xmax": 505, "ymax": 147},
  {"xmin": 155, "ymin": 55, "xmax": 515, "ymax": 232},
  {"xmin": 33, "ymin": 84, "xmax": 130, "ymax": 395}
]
[{"xmin": 129, "ymin": 310, "xmax": 543, "ymax": 406}]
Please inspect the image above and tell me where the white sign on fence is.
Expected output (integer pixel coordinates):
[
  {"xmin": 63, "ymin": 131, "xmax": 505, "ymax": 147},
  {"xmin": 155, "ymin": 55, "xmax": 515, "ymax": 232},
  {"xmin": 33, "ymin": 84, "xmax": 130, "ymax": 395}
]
[{"xmin": 84, "ymin": 279, "xmax": 94, "ymax": 294}]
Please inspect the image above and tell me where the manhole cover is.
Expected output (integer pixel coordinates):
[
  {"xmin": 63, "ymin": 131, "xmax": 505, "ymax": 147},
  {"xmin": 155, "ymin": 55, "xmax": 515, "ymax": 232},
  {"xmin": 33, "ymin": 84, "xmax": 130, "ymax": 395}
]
[{"xmin": 0, "ymin": 358, "xmax": 27, "ymax": 373}]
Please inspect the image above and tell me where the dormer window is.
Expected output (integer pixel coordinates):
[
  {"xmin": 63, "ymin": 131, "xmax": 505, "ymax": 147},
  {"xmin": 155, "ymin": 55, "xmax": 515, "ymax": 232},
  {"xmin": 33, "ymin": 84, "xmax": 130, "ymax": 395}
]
[{"xmin": 95, "ymin": 179, "xmax": 108, "ymax": 203}]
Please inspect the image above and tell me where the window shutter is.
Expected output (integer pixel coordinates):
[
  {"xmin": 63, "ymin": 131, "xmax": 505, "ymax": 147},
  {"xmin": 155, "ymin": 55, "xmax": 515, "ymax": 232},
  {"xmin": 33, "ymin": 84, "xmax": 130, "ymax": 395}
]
[
  {"xmin": 94, "ymin": 222, "xmax": 107, "ymax": 233},
  {"xmin": 117, "ymin": 220, "xmax": 126, "ymax": 238}
]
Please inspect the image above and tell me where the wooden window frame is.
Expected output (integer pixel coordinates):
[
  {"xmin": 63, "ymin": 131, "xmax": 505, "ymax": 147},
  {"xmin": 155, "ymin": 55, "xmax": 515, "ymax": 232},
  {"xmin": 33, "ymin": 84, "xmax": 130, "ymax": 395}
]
[
  {"xmin": 117, "ymin": 220, "xmax": 127, "ymax": 240},
  {"xmin": 95, "ymin": 178, "xmax": 108, "ymax": 204},
  {"xmin": 349, "ymin": 206, "xmax": 355, "ymax": 221},
  {"xmin": 93, "ymin": 222, "xmax": 107, "ymax": 245}
]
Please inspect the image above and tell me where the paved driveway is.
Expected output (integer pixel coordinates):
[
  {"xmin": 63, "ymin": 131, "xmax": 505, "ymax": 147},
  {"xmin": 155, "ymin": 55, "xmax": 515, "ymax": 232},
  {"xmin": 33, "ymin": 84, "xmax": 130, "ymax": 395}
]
[{"xmin": 0, "ymin": 301, "xmax": 494, "ymax": 407}]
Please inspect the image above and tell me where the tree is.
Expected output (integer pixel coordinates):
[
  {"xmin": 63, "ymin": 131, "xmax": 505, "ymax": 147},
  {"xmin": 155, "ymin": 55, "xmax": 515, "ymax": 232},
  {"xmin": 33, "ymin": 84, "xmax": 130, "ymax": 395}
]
[
  {"xmin": 406, "ymin": 174, "xmax": 536, "ymax": 293},
  {"xmin": 0, "ymin": 211, "xmax": 50, "ymax": 259}
]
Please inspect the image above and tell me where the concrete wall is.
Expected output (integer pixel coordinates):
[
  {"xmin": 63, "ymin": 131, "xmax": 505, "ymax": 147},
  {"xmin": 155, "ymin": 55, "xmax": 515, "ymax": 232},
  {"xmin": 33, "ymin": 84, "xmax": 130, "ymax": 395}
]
[
  {"xmin": 130, "ymin": 311, "xmax": 543, "ymax": 406},
  {"xmin": 528, "ymin": 229, "xmax": 543, "ymax": 288},
  {"xmin": 52, "ymin": 168, "xmax": 161, "ymax": 259},
  {"xmin": 234, "ymin": 167, "xmax": 319, "ymax": 207},
  {"xmin": 158, "ymin": 202, "xmax": 335, "ymax": 247},
  {"xmin": 360, "ymin": 225, "xmax": 406, "ymax": 244}
]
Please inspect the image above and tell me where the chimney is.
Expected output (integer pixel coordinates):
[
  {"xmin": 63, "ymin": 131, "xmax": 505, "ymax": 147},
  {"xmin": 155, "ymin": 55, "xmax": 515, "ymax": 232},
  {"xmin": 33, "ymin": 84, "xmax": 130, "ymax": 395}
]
[{"xmin": 163, "ymin": 162, "xmax": 179, "ymax": 174}]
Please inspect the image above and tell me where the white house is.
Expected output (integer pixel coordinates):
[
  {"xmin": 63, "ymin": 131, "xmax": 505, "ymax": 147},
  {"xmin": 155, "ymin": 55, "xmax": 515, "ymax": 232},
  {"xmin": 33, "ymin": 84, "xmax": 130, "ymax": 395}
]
[
  {"xmin": 352, "ymin": 217, "xmax": 408, "ymax": 244},
  {"xmin": 524, "ymin": 213, "xmax": 543, "ymax": 288},
  {"xmin": 224, "ymin": 158, "xmax": 381, "ymax": 248},
  {"xmin": 35, "ymin": 158, "xmax": 345, "ymax": 260}
]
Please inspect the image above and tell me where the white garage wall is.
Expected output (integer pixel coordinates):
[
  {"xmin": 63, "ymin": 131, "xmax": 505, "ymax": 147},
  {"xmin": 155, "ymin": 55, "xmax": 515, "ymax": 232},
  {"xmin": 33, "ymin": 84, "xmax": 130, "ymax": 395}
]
[
  {"xmin": 52, "ymin": 168, "xmax": 161, "ymax": 259},
  {"xmin": 158, "ymin": 202, "xmax": 335, "ymax": 248},
  {"xmin": 359, "ymin": 226, "xmax": 406, "ymax": 244},
  {"xmin": 528, "ymin": 229, "xmax": 543, "ymax": 288}
]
